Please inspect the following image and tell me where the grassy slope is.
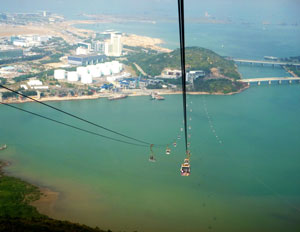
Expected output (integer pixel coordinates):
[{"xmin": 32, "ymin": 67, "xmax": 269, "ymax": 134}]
[
  {"xmin": 0, "ymin": 161, "xmax": 108, "ymax": 232},
  {"xmin": 127, "ymin": 46, "xmax": 241, "ymax": 79}
]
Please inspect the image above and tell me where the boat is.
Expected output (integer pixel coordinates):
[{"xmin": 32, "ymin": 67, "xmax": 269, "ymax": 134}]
[
  {"xmin": 0, "ymin": 144, "xmax": 7, "ymax": 151},
  {"xmin": 155, "ymin": 95, "xmax": 165, "ymax": 100},
  {"xmin": 264, "ymin": 56, "xmax": 278, "ymax": 61},
  {"xmin": 108, "ymin": 94, "xmax": 128, "ymax": 101},
  {"xmin": 150, "ymin": 92, "xmax": 165, "ymax": 100}
]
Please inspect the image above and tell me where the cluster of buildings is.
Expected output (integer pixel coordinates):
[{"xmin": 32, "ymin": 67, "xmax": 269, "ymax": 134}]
[
  {"xmin": 160, "ymin": 69, "xmax": 206, "ymax": 83},
  {"xmin": 71, "ymin": 31, "xmax": 123, "ymax": 61},
  {"xmin": 20, "ymin": 79, "xmax": 49, "ymax": 90},
  {"xmin": 0, "ymin": 11, "xmax": 64, "ymax": 24},
  {"xmin": 10, "ymin": 35, "xmax": 51, "ymax": 47},
  {"xmin": 54, "ymin": 61, "xmax": 124, "ymax": 84}
]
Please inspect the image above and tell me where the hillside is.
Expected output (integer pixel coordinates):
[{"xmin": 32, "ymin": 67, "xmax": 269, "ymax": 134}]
[{"xmin": 127, "ymin": 46, "xmax": 241, "ymax": 79}]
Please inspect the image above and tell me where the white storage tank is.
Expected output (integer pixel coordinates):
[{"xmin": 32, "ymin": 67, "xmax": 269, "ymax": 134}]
[
  {"xmin": 54, "ymin": 69, "xmax": 66, "ymax": 80},
  {"xmin": 67, "ymin": 71, "xmax": 79, "ymax": 82},
  {"xmin": 111, "ymin": 61, "xmax": 121, "ymax": 74},
  {"xmin": 101, "ymin": 65, "xmax": 111, "ymax": 76},
  {"xmin": 76, "ymin": 67, "xmax": 88, "ymax": 78},
  {"xmin": 88, "ymin": 65, "xmax": 101, "ymax": 78},
  {"xmin": 81, "ymin": 73, "xmax": 93, "ymax": 84}
]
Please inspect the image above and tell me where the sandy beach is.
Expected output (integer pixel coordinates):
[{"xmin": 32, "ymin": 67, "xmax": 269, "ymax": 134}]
[{"xmin": 31, "ymin": 187, "xmax": 59, "ymax": 217}]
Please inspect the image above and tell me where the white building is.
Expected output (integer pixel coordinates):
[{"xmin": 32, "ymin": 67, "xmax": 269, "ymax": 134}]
[
  {"xmin": 111, "ymin": 34, "xmax": 122, "ymax": 56},
  {"xmin": 92, "ymin": 41, "xmax": 105, "ymax": 54},
  {"xmin": 27, "ymin": 79, "xmax": 43, "ymax": 87},
  {"xmin": 76, "ymin": 47, "xmax": 89, "ymax": 55},
  {"xmin": 104, "ymin": 33, "xmax": 122, "ymax": 56},
  {"xmin": 33, "ymin": 86, "xmax": 49, "ymax": 90}
]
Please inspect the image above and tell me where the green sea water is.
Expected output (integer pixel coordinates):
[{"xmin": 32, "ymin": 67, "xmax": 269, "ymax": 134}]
[{"xmin": 1, "ymin": 84, "xmax": 300, "ymax": 232}]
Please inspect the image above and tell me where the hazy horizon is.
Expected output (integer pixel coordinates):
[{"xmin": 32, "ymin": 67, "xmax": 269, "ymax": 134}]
[{"xmin": 1, "ymin": 0, "xmax": 299, "ymax": 23}]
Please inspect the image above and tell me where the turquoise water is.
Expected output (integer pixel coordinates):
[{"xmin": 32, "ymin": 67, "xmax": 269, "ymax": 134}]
[
  {"xmin": 77, "ymin": 22, "xmax": 300, "ymax": 59},
  {"xmin": 1, "ymin": 85, "xmax": 300, "ymax": 232},
  {"xmin": 237, "ymin": 64, "xmax": 292, "ymax": 79},
  {"xmin": 1, "ymin": 2, "xmax": 300, "ymax": 231}
]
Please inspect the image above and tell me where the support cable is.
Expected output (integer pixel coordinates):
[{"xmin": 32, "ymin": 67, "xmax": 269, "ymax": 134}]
[
  {"xmin": 177, "ymin": 0, "xmax": 188, "ymax": 152},
  {"xmin": 0, "ymin": 102, "xmax": 148, "ymax": 148},
  {"xmin": 0, "ymin": 84, "xmax": 151, "ymax": 146}
]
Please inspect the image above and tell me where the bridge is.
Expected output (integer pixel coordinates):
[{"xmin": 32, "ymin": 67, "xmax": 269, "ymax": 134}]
[
  {"xmin": 238, "ymin": 77, "xmax": 300, "ymax": 85},
  {"xmin": 233, "ymin": 59, "xmax": 300, "ymax": 67}
]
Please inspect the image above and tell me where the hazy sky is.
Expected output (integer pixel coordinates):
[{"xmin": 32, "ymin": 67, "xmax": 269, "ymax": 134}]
[{"xmin": 1, "ymin": 0, "xmax": 299, "ymax": 23}]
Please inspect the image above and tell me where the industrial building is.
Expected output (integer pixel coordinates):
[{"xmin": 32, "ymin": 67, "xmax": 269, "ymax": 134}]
[{"xmin": 67, "ymin": 54, "xmax": 105, "ymax": 66}]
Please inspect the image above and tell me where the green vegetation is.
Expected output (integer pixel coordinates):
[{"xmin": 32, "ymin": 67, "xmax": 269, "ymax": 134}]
[
  {"xmin": 0, "ymin": 161, "xmax": 109, "ymax": 232},
  {"xmin": 0, "ymin": 49, "xmax": 23, "ymax": 59},
  {"xmin": 14, "ymin": 69, "xmax": 55, "ymax": 82},
  {"xmin": 0, "ymin": 78, "xmax": 7, "ymax": 85},
  {"xmin": 146, "ymin": 83, "xmax": 163, "ymax": 89},
  {"xmin": 40, "ymin": 53, "xmax": 64, "ymax": 64},
  {"xmin": 194, "ymin": 78, "xmax": 245, "ymax": 94},
  {"xmin": 0, "ymin": 163, "xmax": 42, "ymax": 219},
  {"xmin": 2, "ymin": 90, "xmax": 37, "ymax": 99},
  {"xmin": 0, "ymin": 54, "xmax": 49, "ymax": 65},
  {"xmin": 127, "ymin": 47, "xmax": 241, "ymax": 79}
]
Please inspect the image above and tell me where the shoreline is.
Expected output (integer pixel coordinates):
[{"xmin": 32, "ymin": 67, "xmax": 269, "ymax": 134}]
[
  {"xmin": 1, "ymin": 86, "xmax": 249, "ymax": 104},
  {"xmin": 0, "ymin": 159, "xmax": 59, "ymax": 218}
]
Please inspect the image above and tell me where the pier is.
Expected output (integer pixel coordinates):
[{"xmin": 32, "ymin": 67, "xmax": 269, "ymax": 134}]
[
  {"xmin": 233, "ymin": 59, "xmax": 300, "ymax": 67},
  {"xmin": 238, "ymin": 77, "xmax": 300, "ymax": 85}
]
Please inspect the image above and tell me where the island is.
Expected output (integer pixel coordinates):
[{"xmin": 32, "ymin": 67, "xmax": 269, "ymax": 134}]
[{"xmin": 126, "ymin": 46, "xmax": 246, "ymax": 94}]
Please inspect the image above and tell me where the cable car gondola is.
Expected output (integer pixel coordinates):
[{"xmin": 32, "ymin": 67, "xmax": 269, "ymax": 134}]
[
  {"xmin": 173, "ymin": 141, "xmax": 177, "ymax": 147},
  {"xmin": 166, "ymin": 146, "xmax": 171, "ymax": 155},
  {"xmin": 149, "ymin": 144, "xmax": 156, "ymax": 162},
  {"xmin": 149, "ymin": 155, "xmax": 156, "ymax": 162},
  {"xmin": 180, "ymin": 158, "xmax": 191, "ymax": 176}
]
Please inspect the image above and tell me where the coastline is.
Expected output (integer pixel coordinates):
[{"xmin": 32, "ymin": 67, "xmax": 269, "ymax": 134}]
[
  {"xmin": 0, "ymin": 159, "xmax": 59, "ymax": 218},
  {"xmin": 1, "ymin": 86, "xmax": 249, "ymax": 105},
  {"xmin": 31, "ymin": 187, "xmax": 59, "ymax": 217}
]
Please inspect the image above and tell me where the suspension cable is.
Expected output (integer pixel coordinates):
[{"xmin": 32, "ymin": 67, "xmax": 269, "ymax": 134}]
[
  {"xmin": 0, "ymin": 84, "xmax": 151, "ymax": 146},
  {"xmin": 177, "ymin": 0, "xmax": 188, "ymax": 152},
  {"xmin": 0, "ymin": 102, "xmax": 148, "ymax": 148}
]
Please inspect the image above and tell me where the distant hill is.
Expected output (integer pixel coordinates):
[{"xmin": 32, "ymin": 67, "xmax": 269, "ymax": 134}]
[{"xmin": 127, "ymin": 46, "xmax": 241, "ymax": 79}]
